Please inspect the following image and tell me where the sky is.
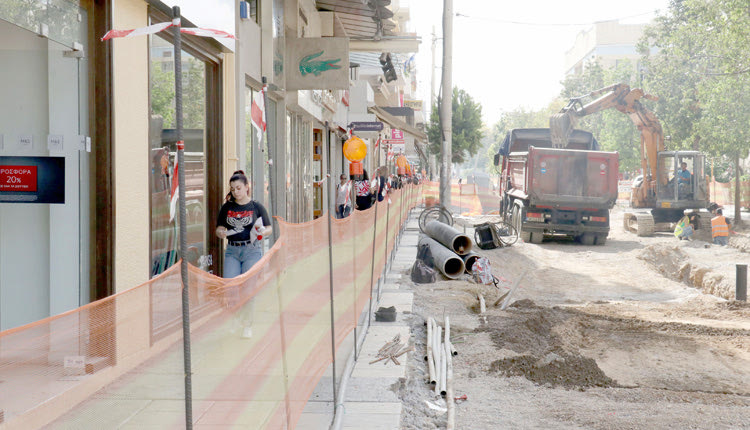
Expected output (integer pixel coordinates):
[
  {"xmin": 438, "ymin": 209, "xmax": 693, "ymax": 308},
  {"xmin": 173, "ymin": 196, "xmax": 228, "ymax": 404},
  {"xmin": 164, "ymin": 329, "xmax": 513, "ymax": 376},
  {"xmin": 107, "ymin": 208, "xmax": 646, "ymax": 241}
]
[
  {"xmin": 403, "ymin": 0, "xmax": 671, "ymax": 126},
  {"xmin": 159, "ymin": 0, "xmax": 670, "ymax": 127}
]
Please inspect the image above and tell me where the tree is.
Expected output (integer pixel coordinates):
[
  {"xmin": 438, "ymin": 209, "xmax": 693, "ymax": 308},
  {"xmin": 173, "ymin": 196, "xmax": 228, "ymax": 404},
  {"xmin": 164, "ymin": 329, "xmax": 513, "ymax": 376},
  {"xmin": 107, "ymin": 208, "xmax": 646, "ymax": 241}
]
[
  {"xmin": 639, "ymin": 0, "xmax": 750, "ymax": 222},
  {"xmin": 427, "ymin": 87, "xmax": 483, "ymax": 164},
  {"xmin": 150, "ymin": 57, "xmax": 206, "ymax": 130},
  {"xmin": 559, "ymin": 61, "xmax": 643, "ymax": 171}
]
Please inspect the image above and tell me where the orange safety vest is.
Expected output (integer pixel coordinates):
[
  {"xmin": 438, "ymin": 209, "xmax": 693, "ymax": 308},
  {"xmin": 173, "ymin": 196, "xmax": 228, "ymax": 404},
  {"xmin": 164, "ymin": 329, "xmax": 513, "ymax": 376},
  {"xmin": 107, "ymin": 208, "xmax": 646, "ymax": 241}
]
[{"xmin": 711, "ymin": 216, "xmax": 729, "ymax": 238}]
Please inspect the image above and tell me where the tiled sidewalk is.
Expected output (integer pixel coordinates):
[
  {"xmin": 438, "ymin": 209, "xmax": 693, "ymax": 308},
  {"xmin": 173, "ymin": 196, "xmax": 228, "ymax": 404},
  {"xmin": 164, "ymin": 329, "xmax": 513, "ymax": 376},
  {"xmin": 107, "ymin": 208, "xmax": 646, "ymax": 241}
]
[{"xmin": 297, "ymin": 210, "xmax": 420, "ymax": 430}]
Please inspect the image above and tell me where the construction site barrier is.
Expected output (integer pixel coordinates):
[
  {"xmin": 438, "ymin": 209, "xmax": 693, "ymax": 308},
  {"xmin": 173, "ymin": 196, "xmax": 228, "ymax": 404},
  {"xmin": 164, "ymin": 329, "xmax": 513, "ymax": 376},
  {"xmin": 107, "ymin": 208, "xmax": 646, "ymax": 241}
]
[
  {"xmin": 708, "ymin": 179, "xmax": 750, "ymax": 208},
  {"xmin": 0, "ymin": 185, "xmax": 422, "ymax": 429},
  {"xmin": 423, "ymin": 181, "xmax": 498, "ymax": 215}
]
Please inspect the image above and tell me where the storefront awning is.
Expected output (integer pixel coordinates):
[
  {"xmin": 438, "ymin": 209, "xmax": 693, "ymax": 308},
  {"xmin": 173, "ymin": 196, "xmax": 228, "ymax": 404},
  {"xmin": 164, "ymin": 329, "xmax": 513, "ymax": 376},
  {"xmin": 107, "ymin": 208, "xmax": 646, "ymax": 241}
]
[
  {"xmin": 369, "ymin": 105, "xmax": 427, "ymax": 141},
  {"xmin": 316, "ymin": 0, "xmax": 397, "ymax": 38},
  {"xmin": 369, "ymin": 105, "xmax": 429, "ymax": 164}
]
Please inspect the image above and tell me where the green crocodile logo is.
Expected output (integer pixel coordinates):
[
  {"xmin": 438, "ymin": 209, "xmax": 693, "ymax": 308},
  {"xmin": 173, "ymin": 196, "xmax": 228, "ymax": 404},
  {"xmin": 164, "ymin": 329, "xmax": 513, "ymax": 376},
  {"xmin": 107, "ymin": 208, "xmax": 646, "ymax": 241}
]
[{"xmin": 299, "ymin": 51, "xmax": 341, "ymax": 76}]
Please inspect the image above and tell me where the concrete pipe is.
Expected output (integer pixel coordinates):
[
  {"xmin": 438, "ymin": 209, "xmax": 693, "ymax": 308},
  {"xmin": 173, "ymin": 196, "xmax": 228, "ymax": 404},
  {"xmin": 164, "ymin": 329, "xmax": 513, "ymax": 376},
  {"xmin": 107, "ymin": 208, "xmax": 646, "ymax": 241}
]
[
  {"xmin": 461, "ymin": 252, "xmax": 480, "ymax": 274},
  {"xmin": 418, "ymin": 236, "xmax": 466, "ymax": 279},
  {"xmin": 424, "ymin": 220, "xmax": 473, "ymax": 255}
]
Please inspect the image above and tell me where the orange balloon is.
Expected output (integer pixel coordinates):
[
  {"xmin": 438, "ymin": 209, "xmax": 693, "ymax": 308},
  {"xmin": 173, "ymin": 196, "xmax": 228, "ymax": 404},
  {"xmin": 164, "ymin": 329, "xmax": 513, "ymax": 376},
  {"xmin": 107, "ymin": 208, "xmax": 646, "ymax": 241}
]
[
  {"xmin": 396, "ymin": 154, "xmax": 408, "ymax": 169},
  {"xmin": 343, "ymin": 136, "xmax": 367, "ymax": 162}
]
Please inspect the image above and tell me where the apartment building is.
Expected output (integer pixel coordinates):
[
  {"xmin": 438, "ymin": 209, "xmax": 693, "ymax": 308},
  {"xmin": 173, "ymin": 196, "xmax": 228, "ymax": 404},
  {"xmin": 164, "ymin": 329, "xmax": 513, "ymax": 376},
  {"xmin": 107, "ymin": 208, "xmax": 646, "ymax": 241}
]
[{"xmin": 563, "ymin": 20, "xmax": 648, "ymax": 76}]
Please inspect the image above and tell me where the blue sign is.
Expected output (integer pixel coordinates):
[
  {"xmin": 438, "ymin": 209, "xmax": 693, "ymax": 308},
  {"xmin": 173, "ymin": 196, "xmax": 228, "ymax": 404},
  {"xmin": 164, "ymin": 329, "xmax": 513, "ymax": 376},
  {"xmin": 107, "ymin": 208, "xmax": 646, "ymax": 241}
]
[{"xmin": 349, "ymin": 121, "xmax": 383, "ymax": 132}]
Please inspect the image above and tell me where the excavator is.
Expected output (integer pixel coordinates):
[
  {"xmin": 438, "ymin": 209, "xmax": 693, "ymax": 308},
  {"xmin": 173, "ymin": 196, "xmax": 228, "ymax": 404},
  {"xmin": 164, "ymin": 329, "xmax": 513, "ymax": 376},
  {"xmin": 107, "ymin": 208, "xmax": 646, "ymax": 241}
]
[{"xmin": 550, "ymin": 83, "xmax": 711, "ymax": 236}]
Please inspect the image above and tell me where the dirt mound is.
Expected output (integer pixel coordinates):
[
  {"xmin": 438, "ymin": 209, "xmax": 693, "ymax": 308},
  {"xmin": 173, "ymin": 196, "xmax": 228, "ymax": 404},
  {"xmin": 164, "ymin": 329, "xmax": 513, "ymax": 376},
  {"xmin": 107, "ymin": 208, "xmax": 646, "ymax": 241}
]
[
  {"xmin": 490, "ymin": 353, "xmax": 618, "ymax": 388},
  {"xmin": 475, "ymin": 301, "xmax": 620, "ymax": 389},
  {"xmin": 474, "ymin": 300, "xmax": 750, "ymax": 391},
  {"xmin": 636, "ymin": 243, "xmax": 738, "ymax": 299}
]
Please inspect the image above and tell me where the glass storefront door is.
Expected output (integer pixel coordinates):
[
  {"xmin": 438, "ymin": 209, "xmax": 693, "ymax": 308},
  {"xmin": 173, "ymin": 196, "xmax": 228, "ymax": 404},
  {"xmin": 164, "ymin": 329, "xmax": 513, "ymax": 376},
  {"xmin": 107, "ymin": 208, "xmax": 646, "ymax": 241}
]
[
  {"xmin": 149, "ymin": 34, "xmax": 209, "ymax": 276},
  {"xmin": 0, "ymin": 12, "xmax": 90, "ymax": 330}
]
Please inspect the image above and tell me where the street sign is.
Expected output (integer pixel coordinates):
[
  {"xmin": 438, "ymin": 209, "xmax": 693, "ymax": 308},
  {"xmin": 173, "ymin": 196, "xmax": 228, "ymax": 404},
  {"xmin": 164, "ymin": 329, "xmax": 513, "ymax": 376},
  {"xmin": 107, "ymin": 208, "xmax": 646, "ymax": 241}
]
[
  {"xmin": 404, "ymin": 100, "xmax": 423, "ymax": 111},
  {"xmin": 350, "ymin": 121, "xmax": 383, "ymax": 131},
  {"xmin": 382, "ymin": 139, "xmax": 404, "ymax": 145}
]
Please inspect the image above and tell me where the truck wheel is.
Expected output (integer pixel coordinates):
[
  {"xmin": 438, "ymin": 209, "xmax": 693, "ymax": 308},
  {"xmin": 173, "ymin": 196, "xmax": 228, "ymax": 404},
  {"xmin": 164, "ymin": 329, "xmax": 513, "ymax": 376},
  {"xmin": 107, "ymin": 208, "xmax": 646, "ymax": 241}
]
[
  {"xmin": 529, "ymin": 232, "xmax": 543, "ymax": 244},
  {"xmin": 514, "ymin": 206, "xmax": 531, "ymax": 242},
  {"xmin": 580, "ymin": 232, "xmax": 596, "ymax": 246},
  {"xmin": 594, "ymin": 233, "xmax": 608, "ymax": 245}
]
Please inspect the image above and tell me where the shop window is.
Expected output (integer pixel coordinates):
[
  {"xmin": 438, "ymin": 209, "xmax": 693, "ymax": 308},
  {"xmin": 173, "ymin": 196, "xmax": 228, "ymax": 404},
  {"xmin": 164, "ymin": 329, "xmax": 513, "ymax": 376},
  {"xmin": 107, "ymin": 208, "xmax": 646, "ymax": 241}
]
[
  {"xmin": 313, "ymin": 129, "xmax": 323, "ymax": 218},
  {"xmin": 148, "ymin": 34, "xmax": 208, "ymax": 277}
]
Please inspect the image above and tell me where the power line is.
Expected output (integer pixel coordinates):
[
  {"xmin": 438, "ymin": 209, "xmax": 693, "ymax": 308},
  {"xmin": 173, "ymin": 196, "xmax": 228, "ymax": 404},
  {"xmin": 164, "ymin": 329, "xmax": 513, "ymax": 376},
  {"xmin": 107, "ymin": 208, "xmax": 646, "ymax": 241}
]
[{"xmin": 454, "ymin": 10, "xmax": 659, "ymax": 27}]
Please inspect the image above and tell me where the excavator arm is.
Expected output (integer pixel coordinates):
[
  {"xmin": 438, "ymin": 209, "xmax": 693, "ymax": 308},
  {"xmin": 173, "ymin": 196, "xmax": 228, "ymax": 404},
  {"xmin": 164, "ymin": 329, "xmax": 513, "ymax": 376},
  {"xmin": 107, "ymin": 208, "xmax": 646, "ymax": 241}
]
[{"xmin": 550, "ymin": 83, "xmax": 666, "ymax": 204}]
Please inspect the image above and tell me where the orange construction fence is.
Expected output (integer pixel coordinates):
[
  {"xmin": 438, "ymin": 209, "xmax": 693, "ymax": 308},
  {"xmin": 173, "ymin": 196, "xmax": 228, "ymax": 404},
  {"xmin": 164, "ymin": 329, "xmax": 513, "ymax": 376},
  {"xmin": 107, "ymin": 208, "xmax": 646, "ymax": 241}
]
[
  {"xmin": 0, "ymin": 185, "xmax": 422, "ymax": 429},
  {"xmin": 422, "ymin": 180, "xmax": 498, "ymax": 215}
]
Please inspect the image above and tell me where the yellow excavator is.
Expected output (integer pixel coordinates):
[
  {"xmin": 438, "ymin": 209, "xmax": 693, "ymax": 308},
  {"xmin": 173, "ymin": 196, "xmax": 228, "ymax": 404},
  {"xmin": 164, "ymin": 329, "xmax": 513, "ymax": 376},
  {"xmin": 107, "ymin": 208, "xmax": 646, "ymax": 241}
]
[{"xmin": 550, "ymin": 83, "xmax": 711, "ymax": 236}]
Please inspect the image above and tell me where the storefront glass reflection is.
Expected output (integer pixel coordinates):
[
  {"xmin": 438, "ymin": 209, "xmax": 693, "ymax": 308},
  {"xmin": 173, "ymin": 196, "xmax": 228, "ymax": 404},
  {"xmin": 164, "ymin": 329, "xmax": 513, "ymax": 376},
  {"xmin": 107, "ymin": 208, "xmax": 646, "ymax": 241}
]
[{"xmin": 149, "ymin": 34, "xmax": 207, "ymax": 277}]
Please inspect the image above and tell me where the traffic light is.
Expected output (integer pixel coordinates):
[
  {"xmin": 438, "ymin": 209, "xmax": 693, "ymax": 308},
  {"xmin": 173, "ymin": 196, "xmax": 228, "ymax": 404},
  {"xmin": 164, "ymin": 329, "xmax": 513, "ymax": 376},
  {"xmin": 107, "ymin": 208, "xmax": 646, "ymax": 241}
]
[{"xmin": 379, "ymin": 53, "xmax": 398, "ymax": 83}]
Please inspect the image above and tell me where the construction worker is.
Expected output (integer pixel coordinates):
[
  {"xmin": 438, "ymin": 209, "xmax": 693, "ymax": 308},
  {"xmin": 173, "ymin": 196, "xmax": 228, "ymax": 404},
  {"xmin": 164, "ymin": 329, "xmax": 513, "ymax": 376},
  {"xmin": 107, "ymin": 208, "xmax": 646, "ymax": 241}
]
[{"xmin": 710, "ymin": 208, "xmax": 731, "ymax": 246}]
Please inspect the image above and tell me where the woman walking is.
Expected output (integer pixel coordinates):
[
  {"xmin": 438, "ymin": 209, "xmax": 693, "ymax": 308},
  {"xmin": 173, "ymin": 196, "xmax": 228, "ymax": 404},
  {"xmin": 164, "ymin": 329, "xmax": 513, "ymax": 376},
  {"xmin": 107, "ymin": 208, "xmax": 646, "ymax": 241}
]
[{"xmin": 215, "ymin": 170, "xmax": 273, "ymax": 277}]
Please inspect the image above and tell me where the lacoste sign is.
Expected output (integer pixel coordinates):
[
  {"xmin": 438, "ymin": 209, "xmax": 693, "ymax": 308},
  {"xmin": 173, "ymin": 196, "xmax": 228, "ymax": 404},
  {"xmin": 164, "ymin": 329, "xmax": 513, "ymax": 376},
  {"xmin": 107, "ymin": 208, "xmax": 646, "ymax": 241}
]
[{"xmin": 286, "ymin": 37, "xmax": 349, "ymax": 90}]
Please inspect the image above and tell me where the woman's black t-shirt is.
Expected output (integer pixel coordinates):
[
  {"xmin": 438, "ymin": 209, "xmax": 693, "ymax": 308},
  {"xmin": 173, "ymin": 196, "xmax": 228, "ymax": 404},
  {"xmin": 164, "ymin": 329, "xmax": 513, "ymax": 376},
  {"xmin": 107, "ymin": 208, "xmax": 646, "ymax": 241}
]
[{"xmin": 216, "ymin": 200, "xmax": 271, "ymax": 242}]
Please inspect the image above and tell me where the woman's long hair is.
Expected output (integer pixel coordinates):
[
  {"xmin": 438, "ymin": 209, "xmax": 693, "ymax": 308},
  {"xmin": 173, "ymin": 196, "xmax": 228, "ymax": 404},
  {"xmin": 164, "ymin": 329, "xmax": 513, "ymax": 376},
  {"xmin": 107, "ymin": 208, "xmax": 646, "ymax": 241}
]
[{"xmin": 225, "ymin": 170, "xmax": 250, "ymax": 202}]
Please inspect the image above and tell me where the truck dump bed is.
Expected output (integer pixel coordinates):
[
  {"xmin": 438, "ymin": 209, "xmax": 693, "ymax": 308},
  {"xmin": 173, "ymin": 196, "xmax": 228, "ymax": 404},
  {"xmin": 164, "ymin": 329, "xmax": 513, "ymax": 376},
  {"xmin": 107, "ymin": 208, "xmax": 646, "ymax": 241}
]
[{"xmin": 507, "ymin": 146, "xmax": 619, "ymax": 209}]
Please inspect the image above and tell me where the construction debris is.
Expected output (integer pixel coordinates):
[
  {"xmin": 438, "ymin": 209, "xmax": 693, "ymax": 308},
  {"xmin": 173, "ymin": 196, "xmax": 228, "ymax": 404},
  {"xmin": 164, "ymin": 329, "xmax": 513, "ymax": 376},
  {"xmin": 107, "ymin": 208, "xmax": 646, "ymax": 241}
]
[{"xmin": 370, "ymin": 334, "xmax": 412, "ymax": 365}]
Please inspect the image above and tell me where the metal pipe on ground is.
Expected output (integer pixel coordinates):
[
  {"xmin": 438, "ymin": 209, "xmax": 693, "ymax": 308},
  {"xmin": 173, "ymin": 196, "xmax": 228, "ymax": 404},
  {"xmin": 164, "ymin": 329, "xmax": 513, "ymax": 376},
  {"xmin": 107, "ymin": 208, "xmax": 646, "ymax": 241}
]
[
  {"xmin": 424, "ymin": 220, "xmax": 473, "ymax": 255},
  {"xmin": 461, "ymin": 252, "xmax": 480, "ymax": 273},
  {"xmin": 418, "ymin": 236, "xmax": 465, "ymax": 279}
]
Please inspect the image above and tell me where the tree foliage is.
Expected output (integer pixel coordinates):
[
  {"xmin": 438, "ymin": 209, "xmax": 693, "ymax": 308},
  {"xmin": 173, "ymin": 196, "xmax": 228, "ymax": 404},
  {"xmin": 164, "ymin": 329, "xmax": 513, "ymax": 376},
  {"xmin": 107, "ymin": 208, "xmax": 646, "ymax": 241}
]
[
  {"xmin": 559, "ymin": 61, "xmax": 644, "ymax": 171},
  {"xmin": 639, "ymin": 0, "xmax": 750, "ymax": 158},
  {"xmin": 427, "ymin": 87, "xmax": 484, "ymax": 164},
  {"xmin": 484, "ymin": 103, "xmax": 563, "ymax": 171},
  {"xmin": 150, "ymin": 57, "xmax": 206, "ymax": 130}
]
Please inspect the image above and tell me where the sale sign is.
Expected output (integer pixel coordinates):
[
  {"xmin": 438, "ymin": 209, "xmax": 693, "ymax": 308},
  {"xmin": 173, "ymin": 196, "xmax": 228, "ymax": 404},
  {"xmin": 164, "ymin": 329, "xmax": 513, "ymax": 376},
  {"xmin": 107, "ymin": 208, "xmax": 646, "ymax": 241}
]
[
  {"xmin": 0, "ymin": 156, "xmax": 65, "ymax": 204},
  {"xmin": 0, "ymin": 165, "xmax": 37, "ymax": 191}
]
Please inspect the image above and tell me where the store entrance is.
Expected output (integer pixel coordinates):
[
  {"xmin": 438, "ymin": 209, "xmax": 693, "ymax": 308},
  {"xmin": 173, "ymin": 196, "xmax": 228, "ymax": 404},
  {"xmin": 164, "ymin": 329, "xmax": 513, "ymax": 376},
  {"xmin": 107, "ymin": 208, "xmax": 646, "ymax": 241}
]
[{"xmin": 0, "ymin": 18, "xmax": 90, "ymax": 330}]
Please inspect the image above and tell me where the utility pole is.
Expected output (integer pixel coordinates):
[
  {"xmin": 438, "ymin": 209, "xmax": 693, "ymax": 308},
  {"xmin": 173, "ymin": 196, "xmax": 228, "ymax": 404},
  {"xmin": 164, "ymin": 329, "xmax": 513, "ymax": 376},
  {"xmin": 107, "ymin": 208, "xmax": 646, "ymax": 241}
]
[
  {"xmin": 439, "ymin": 0, "xmax": 453, "ymax": 209},
  {"xmin": 431, "ymin": 25, "xmax": 437, "ymax": 110}
]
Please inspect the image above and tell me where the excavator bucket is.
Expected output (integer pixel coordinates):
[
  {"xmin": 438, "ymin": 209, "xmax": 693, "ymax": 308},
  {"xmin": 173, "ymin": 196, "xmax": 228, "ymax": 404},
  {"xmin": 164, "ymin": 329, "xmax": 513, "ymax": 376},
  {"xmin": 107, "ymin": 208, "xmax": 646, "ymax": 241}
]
[{"xmin": 549, "ymin": 113, "xmax": 572, "ymax": 148}]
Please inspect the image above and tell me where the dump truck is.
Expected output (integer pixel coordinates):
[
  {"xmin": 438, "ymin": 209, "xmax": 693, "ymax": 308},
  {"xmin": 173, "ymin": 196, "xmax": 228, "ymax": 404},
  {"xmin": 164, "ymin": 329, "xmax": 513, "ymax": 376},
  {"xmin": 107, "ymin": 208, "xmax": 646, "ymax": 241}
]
[{"xmin": 493, "ymin": 128, "xmax": 619, "ymax": 245}]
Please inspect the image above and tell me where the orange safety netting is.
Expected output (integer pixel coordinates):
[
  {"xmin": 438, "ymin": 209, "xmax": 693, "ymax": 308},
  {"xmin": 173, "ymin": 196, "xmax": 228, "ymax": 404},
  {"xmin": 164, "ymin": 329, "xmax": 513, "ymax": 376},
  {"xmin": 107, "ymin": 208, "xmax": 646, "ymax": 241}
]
[{"xmin": 0, "ymin": 185, "xmax": 422, "ymax": 429}]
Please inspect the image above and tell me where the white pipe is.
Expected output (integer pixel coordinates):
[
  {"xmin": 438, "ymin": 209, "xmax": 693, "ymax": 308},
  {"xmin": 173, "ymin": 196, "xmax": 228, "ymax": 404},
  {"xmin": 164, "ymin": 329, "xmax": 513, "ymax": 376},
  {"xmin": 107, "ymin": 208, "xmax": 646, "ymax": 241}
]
[
  {"xmin": 331, "ymin": 320, "xmax": 368, "ymax": 430},
  {"xmin": 426, "ymin": 318, "xmax": 436, "ymax": 385},
  {"xmin": 434, "ymin": 325, "xmax": 442, "ymax": 395},
  {"xmin": 445, "ymin": 339, "xmax": 455, "ymax": 429},
  {"xmin": 432, "ymin": 323, "xmax": 441, "ymax": 370},
  {"xmin": 439, "ymin": 346, "xmax": 447, "ymax": 396},
  {"xmin": 443, "ymin": 316, "xmax": 451, "ymax": 392},
  {"xmin": 501, "ymin": 269, "xmax": 528, "ymax": 310}
]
